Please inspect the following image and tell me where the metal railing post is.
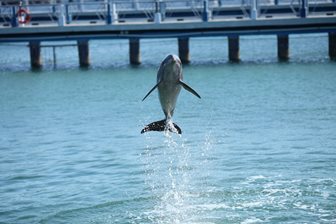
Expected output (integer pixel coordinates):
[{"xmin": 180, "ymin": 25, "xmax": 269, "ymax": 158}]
[
  {"xmin": 107, "ymin": 2, "xmax": 112, "ymax": 24},
  {"xmin": 11, "ymin": 6, "xmax": 18, "ymax": 27},
  {"xmin": 107, "ymin": 1, "xmax": 118, "ymax": 24},
  {"xmin": 58, "ymin": 3, "xmax": 66, "ymax": 26},
  {"xmin": 65, "ymin": 4, "xmax": 71, "ymax": 24},
  {"xmin": 300, "ymin": 0, "xmax": 308, "ymax": 18},
  {"xmin": 160, "ymin": 1, "xmax": 166, "ymax": 21},
  {"xmin": 202, "ymin": 0, "xmax": 209, "ymax": 22},
  {"xmin": 154, "ymin": 1, "xmax": 162, "ymax": 23},
  {"xmin": 251, "ymin": 0, "xmax": 258, "ymax": 20}
]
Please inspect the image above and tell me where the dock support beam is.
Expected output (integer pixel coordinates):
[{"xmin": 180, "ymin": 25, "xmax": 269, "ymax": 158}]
[
  {"xmin": 277, "ymin": 34, "xmax": 289, "ymax": 61},
  {"xmin": 329, "ymin": 32, "xmax": 336, "ymax": 60},
  {"xmin": 129, "ymin": 38, "xmax": 141, "ymax": 65},
  {"xmin": 228, "ymin": 36, "xmax": 240, "ymax": 62},
  {"xmin": 29, "ymin": 41, "xmax": 42, "ymax": 69},
  {"xmin": 178, "ymin": 38, "xmax": 190, "ymax": 64},
  {"xmin": 77, "ymin": 40, "xmax": 90, "ymax": 68}
]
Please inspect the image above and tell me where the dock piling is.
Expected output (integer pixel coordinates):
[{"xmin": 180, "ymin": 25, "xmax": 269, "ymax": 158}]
[
  {"xmin": 277, "ymin": 34, "xmax": 289, "ymax": 61},
  {"xmin": 77, "ymin": 40, "xmax": 90, "ymax": 67},
  {"xmin": 228, "ymin": 36, "xmax": 240, "ymax": 62},
  {"xmin": 329, "ymin": 32, "xmax": 336, "ymax": 60},
  {"xmin": 129, "ymin": 38, "xmax": 141, "ymax": 65},
  {"xmin": 29, "ymin": 41, "xmax": 42, "ymax": 69},
  {"xmin": 178, "ymin": 38, "xmax": 190, "ymax": 64}
]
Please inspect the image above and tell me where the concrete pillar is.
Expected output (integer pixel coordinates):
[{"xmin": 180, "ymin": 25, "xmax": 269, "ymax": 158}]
[
  {"xmin": 228, "ymin": 36, "xmax": 240, "ymax": 62},
  {"xmin": 328, "ymin": 32, "xmax": 336, "ymax": 60},
  {"xmin": 178, "ymin": 38, "xmax": 190, "ymax": 64},
  {"xmin": 77, "ymin": 39, "xmax": 90, "ymax": 67},
  {"xmin": 129, "ymin": 38, "xmax": 141, "ymax": 65},
  {"xmin": 277, "ymin": 34, "xmax": 289, "ymax": 61},
  {"xmin": 29, "ymin": 41, "xmax": 42, "ymax": 69}
]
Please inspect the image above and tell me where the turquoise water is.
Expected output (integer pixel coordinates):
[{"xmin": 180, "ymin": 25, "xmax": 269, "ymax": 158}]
[{"xmin": 0, "ymin": 34, "xmax": 336, "ymax": 223}]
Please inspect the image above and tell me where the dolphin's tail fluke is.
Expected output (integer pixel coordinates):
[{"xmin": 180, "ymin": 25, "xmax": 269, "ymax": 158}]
[{"xmin": 141, "ymin": 119, "xmax": 182, "ymax": 134}]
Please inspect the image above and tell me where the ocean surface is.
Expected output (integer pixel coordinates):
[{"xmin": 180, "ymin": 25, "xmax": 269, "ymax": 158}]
[{"xmin": 0, "ymin": 34, "xmax": 335, "ymax": 224}]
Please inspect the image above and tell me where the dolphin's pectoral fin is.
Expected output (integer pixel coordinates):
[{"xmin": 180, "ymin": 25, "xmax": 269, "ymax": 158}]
[
  {"xmin": 141, "ymin": 119, "xmax": 166, "ymax": 134},
  {"xmin": 179, "ymin": 80, "xmax": 201, "ymax": 99},
  {"xmin": 142, "ymin": 81, "xmax": 161, "ymax": 101},
  {"xmin": 141, "ymin": 120, "xmax": 182, "ymax": 134}
]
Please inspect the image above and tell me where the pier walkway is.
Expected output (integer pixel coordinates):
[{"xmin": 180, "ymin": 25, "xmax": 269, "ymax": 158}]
[{"xmin": 0, "ymin": 0, "xmax": 336, "ymax": 68}]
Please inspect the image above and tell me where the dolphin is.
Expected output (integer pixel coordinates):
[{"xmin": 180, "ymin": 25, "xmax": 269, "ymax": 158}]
[{"xmin": 141, "ymin": 54, "xmax": 201, "ymax": 134}]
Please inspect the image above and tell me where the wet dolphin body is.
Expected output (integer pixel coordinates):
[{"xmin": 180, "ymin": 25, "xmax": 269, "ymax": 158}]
[{"xmin": 141, "ymin": 54, "xmax": 201, "ymax": 134}]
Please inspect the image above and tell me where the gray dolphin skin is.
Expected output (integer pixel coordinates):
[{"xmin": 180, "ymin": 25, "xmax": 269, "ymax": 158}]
[{"xmin": 141, "ymin": 54, "xmax": 201, "ymax": 134}]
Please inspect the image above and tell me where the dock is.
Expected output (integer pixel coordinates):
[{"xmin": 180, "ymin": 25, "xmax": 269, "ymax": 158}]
[{"xmin": 1, "ymin": 0, "xmax": 336, "ymax": 68}]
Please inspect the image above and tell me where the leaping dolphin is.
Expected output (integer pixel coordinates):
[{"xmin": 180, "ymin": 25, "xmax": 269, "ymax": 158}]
[{"xmin": 141, "ymin": 54, "xmax": 201, "ymax": 134}]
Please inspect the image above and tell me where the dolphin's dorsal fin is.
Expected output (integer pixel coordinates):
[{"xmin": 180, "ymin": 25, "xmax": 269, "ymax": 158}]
[
  {"xmin": 179, "ymin": 80, "xmax": 201, "ymax": 99},
  {"xmin": 142, "ymin": 81, "xmax": 161, "ymax": 101}
]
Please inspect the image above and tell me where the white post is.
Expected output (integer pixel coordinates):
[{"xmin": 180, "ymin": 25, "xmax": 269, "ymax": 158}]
[
  {"xmin": 112, "ymin": 3, "xmax": 118, "ymax": 24},
  {"xmin": 251, "ymin": 0, "xmax": 258, "ymax": 20}
]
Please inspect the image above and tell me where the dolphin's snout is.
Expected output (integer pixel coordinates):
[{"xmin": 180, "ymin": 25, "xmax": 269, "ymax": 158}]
[
  {"xmin": 168, "ymin": 54, "xmax": 181, "ymax": 65},
  {"xmin": 165, "ymin": 54, "xmax": 180, "ymax": 64}
]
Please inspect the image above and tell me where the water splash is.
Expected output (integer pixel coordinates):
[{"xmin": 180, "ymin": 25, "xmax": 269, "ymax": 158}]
[{"xmin": 142, "ymin": 132, "xmax": 195, "ymax": 223}]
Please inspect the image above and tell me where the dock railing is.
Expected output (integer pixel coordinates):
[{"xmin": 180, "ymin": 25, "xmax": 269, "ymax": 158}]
[{"xmin": 0, "ymin": 0, "xmax": 335, "ymax": 27}]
